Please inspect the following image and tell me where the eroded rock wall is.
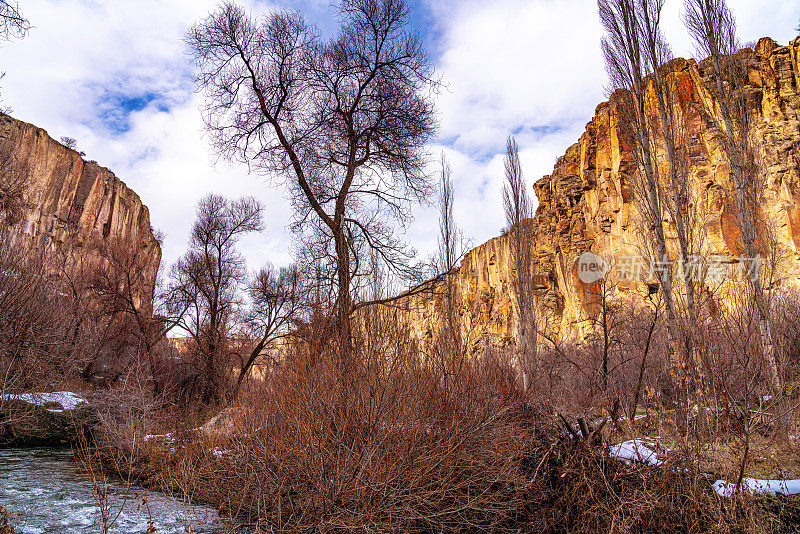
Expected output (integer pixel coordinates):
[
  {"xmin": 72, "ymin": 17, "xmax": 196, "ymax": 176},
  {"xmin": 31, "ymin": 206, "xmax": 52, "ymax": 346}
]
[
  {"xmin": 0, "ymin": 112, "xmax": 161, "ymax": 308},
  {"xmin": 379, "ymin": 37, "xmax": 800, "ymax": 352}
]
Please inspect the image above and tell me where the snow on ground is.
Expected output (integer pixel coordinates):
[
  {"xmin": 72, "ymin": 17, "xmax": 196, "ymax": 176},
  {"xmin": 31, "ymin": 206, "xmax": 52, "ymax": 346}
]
[
  {"xmin": 607, "ymin": 437, "xmax": 800, "ymax": 498},
  {"xmin": 0, "ymin": 391, "xmax": 86, "ymax": 412},
  {"xmin": 713, "ymin": 477, "xmax": 800, "ymax": 497},
  {"xmin": 608, "ymin": 439, "xmax": 664, "ymax": 466}
]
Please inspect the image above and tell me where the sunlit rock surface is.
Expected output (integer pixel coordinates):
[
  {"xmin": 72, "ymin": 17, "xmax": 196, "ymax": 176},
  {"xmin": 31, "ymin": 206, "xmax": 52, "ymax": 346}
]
[{"xmin": 376, "ymin": 37, "xmax": 800, "ymax": 352}]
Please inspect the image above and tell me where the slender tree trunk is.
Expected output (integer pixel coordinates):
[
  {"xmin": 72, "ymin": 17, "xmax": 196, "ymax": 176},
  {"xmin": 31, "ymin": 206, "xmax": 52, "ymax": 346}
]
[
  {"xmin": 601, "ymin": 280, "xmax": 609, "ymax": 391},
  {"xmin": 652, "ymin": 77, "xmax": 698, "ymax": 342},
  {"xmin": 235, "ymin": 336, "xmax": 267, "ymax": 395},
  {"xmin": 632, "ymin": 84, "xmax": 688, "ymax": 434},
  {"xmin": 707, "ymin": 49, "xmax": 781, "ymax": 400},
  {"xmin": 632, "ymin": 309, "xmax": 658, "ymax": 427},
  {"xmin": 515, "ymin": 248, "xmax": 530, "ymax": 392}
]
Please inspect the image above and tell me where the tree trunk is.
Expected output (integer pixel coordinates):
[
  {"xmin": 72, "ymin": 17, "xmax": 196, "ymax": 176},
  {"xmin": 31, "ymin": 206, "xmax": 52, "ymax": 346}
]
[
  {"xmin": 653, "ymin": 77, "xmax": 698, "ymax": 345},
  {"xmin": 334, "ymin": 229, "xmax": 352, "ymax": 377},
  {"xmin": 707, "ymin": 50, "xmax": 782, "ymax": 406},
  {"xmin": 632, "ymin": 85, "xmax": 688, "ymax": 435},
  {"xmin": 235, "ymin": 336, "xmax": 267, "ymax": 395}
]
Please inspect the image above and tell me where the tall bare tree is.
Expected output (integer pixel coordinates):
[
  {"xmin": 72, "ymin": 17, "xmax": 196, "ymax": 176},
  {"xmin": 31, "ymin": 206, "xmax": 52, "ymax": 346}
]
[
  {"xmin": 599, "ymin": 0, "xmax": 688, "ymax": 431},
  {"xmin": 430, "ymin": 154, "xmax": 469, "ymax": 391},
  {"xmin": 503, "ymin": 137, "xmax": 537, "ymax": 392},
  {"xmin": 436, "ymin": 154, "xmax": 461, "ymax": 343},
  {"xmin": 636, "ymin": 0, "xmax": 701, "ymax": 345},
  {"xmin": 187, "ymin": 0, "xmax": 438, "ymax": 368},
  {"xmin": 167, "ymin": 194, "xmax": 263, "ymax": 404},
  {"xmin": 683, "ymin": 0, "xmax": 782, "ymax": 398}
]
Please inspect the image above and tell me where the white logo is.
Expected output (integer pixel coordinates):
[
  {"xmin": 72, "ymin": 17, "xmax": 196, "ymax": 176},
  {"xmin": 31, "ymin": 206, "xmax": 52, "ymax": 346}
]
[{"xmin": 576, "ymin": 252, "xmax": 610, "ymax": 283}]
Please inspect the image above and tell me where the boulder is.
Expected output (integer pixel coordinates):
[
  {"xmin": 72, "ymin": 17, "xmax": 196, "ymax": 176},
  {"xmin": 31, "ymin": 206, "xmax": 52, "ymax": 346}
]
[{"xmin": 0, "ymin": 391, "xmax": 99, "ymax": 446}]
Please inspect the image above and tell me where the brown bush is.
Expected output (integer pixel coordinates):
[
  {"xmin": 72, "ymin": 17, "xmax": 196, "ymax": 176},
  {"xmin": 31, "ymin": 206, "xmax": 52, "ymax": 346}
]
[
  {"xmin": 130, "ymin": 311, "xmax": 794, "ymax": 533},
  {"xmin": 154, "ymin": 316, "xmax": 541, "ymax": 531}
]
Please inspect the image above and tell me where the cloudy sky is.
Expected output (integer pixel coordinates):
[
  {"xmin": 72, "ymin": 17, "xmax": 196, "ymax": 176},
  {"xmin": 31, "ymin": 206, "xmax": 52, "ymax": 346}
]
[{"xmin": 2, "ymin": 0, "xmax": 799, "ymax": 276}]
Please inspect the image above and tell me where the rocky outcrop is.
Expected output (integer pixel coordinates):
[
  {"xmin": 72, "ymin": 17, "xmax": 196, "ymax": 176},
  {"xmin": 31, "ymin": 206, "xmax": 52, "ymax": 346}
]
[
  {"xmin": 379, "ymin": 37, "xmax": 800, "ymax": 351},
  {"xmin": 0, "ymin": 392, "xmax": 98, "ymax": 446},
  {"xmin": 0, "ymin": 112, "xmax": 161, "ymax": 307}
]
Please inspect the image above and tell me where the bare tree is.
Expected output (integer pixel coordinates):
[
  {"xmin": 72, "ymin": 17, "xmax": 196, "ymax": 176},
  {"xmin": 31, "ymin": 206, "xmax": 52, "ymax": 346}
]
[
  {"xmin": 235, "ymin": 264, "xmax": 302, "ymax": 392},
  {"xmin": 60, "ymin": 136, "xmax": 77, "ymax": 150},
  {"xmin": 598, "ymin": 0, "xmax": 688, "ymax": 432},
  {"xmin": 59, "ymin": 136, "xmax": 86, "ymax": 157},
  {"xmin": 187, "ymin": 0, "xmax": 438, "ymax": 368},
  {"xmin": 167, "ymin": 194, "xmax": 263, "ymax": 404},
  {"xmin": 431, "ymin": 153, "xmax": 469, "ymax": 391},
  {"xmin": 635, "ymin": 0, "xmax": 701, "ymax": 349},
  {"xmin": 84, "ymin": 236, "xmax": 165, "ymax": 398},
  {"xmin": 683, "ymin": 0, "xmax": 782, "ymax": 400},
  {"xmin": 0, "ymin": 1, "xmax": 28, "ymax": 41},
  {"xmin": 436, "ymin": 154, "xmax": 462, "ymax": 341},
  {"xmin": 592, "ymin": 275, "xmax": 620, "ymax": 392},
  {"xmin": 503, "ymin": 137, "xmax": 537, "ymax": 392},
  {"xmin": 626, "ymin": 294, "xmax": 661, "ymax": 426}
]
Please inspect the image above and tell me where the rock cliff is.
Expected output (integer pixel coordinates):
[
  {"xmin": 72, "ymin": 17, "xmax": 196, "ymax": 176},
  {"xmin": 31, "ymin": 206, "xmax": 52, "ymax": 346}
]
[
  {"xmin": 381, "ymin": 37, "xmax": 800, "ymax": 351},
  {"xmin": 0, "ymin": 112, "xmax": 161, "ymax": 307}
]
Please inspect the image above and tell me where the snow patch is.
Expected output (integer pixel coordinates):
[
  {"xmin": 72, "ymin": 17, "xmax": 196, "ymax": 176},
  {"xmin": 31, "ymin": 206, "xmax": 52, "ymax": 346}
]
[
  {"xmin": 609, "ymin": 439, "xmax": 663, "ymax": 466},
  {"xmin": 713, "ymin": 478, "xmax": 800, "ymax": 497},
  {"xmin": 0, "ymin": 391, "xmax": 87, "ymax": 412},
  {"xmin": 144, "ymin": 433, "xmax": 175, "ymax": 443}
]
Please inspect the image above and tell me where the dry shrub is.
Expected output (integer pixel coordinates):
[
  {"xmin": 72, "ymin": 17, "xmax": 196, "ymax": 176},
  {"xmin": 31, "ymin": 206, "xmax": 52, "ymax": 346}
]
[
  {"xmin": 534, "ymin": 301, "xmax": 671, "ymax": 422},
  {"xmin": 773, "ymin": 287, "xmax": 800, "ymax": 390},
  {"xmin": 531, "ymin": 442, "xmax": 793, "ymax": 534},
  {"xmin": 143, "ymin": 310, "xmax": 798, "ymax": 533},
  {"xmin": 162, "ymin": 314, "xmax": 549, "ymax": 531},
  {"xmin": 0, "ymin": 232, "xmax": 169, "ymax": 397},
  {"xmin": 534, "ymin": 285, "xmax": 800, "ymax": 438},
  {"xmin": 0, "ymin": 237, "xmax": 74, "ymax": 390}
]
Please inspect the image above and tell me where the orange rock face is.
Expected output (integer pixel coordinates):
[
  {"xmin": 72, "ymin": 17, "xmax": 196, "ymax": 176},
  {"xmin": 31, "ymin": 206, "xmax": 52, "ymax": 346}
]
[
  {"xmin": 378, "ymin": 37, "xmax": 800, "ymax": 352},
  {"xmin": 0, "ymin": 112, "xmax": 161, "ymax": 308}
]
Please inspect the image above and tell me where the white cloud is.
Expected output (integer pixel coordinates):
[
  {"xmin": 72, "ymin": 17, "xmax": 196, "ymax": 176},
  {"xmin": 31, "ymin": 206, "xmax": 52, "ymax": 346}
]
[
  {"xmin": 661, "ymin": 0, "xmax": 800, "ymax": 57},
  {"xmin": 434, "ymin": 0, "xmax": 606, "ymax": 157},
  {"xmin": 411, "ymin": 0, "xmax": 607, "ymax": 260}
]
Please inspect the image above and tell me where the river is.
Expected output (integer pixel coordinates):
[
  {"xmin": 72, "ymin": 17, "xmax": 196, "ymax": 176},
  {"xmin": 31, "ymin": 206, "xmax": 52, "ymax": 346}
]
[{"xmin": 0, "ymin": 448, "xmax": 228, "ymax": 533}]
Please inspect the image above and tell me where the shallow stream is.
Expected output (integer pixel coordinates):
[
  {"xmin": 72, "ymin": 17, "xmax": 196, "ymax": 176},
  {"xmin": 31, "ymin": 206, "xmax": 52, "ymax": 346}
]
[{"xmin": 0, "ymin": 448, "xmax": 226, "ymax": 533}]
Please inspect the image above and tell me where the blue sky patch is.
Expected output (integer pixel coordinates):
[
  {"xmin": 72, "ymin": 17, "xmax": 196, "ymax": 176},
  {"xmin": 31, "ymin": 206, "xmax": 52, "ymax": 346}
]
[
  {"xmin": 92, "ymin": 90, "xmax": 163, "ymax": 134},
  {"xmin": 512, "ymin": 123, "xmax": 565, "ymax": 139}
]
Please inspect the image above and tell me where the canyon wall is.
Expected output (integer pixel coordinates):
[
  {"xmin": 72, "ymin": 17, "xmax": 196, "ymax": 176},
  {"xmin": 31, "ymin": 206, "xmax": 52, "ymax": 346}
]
[
  {"xmin": 0, "ymin": 112, "xmax": 161, "ymax": 307},
  {"xmin": 380, "ymin": 37, "xmax": 800, "ymax": 352}
]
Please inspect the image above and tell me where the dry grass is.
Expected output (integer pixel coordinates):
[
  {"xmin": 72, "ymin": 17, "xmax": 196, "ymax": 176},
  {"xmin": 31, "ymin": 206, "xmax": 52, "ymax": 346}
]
[{"xmin": 91, "ymin": 314, "xmax": 800, "ymax": 533}]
